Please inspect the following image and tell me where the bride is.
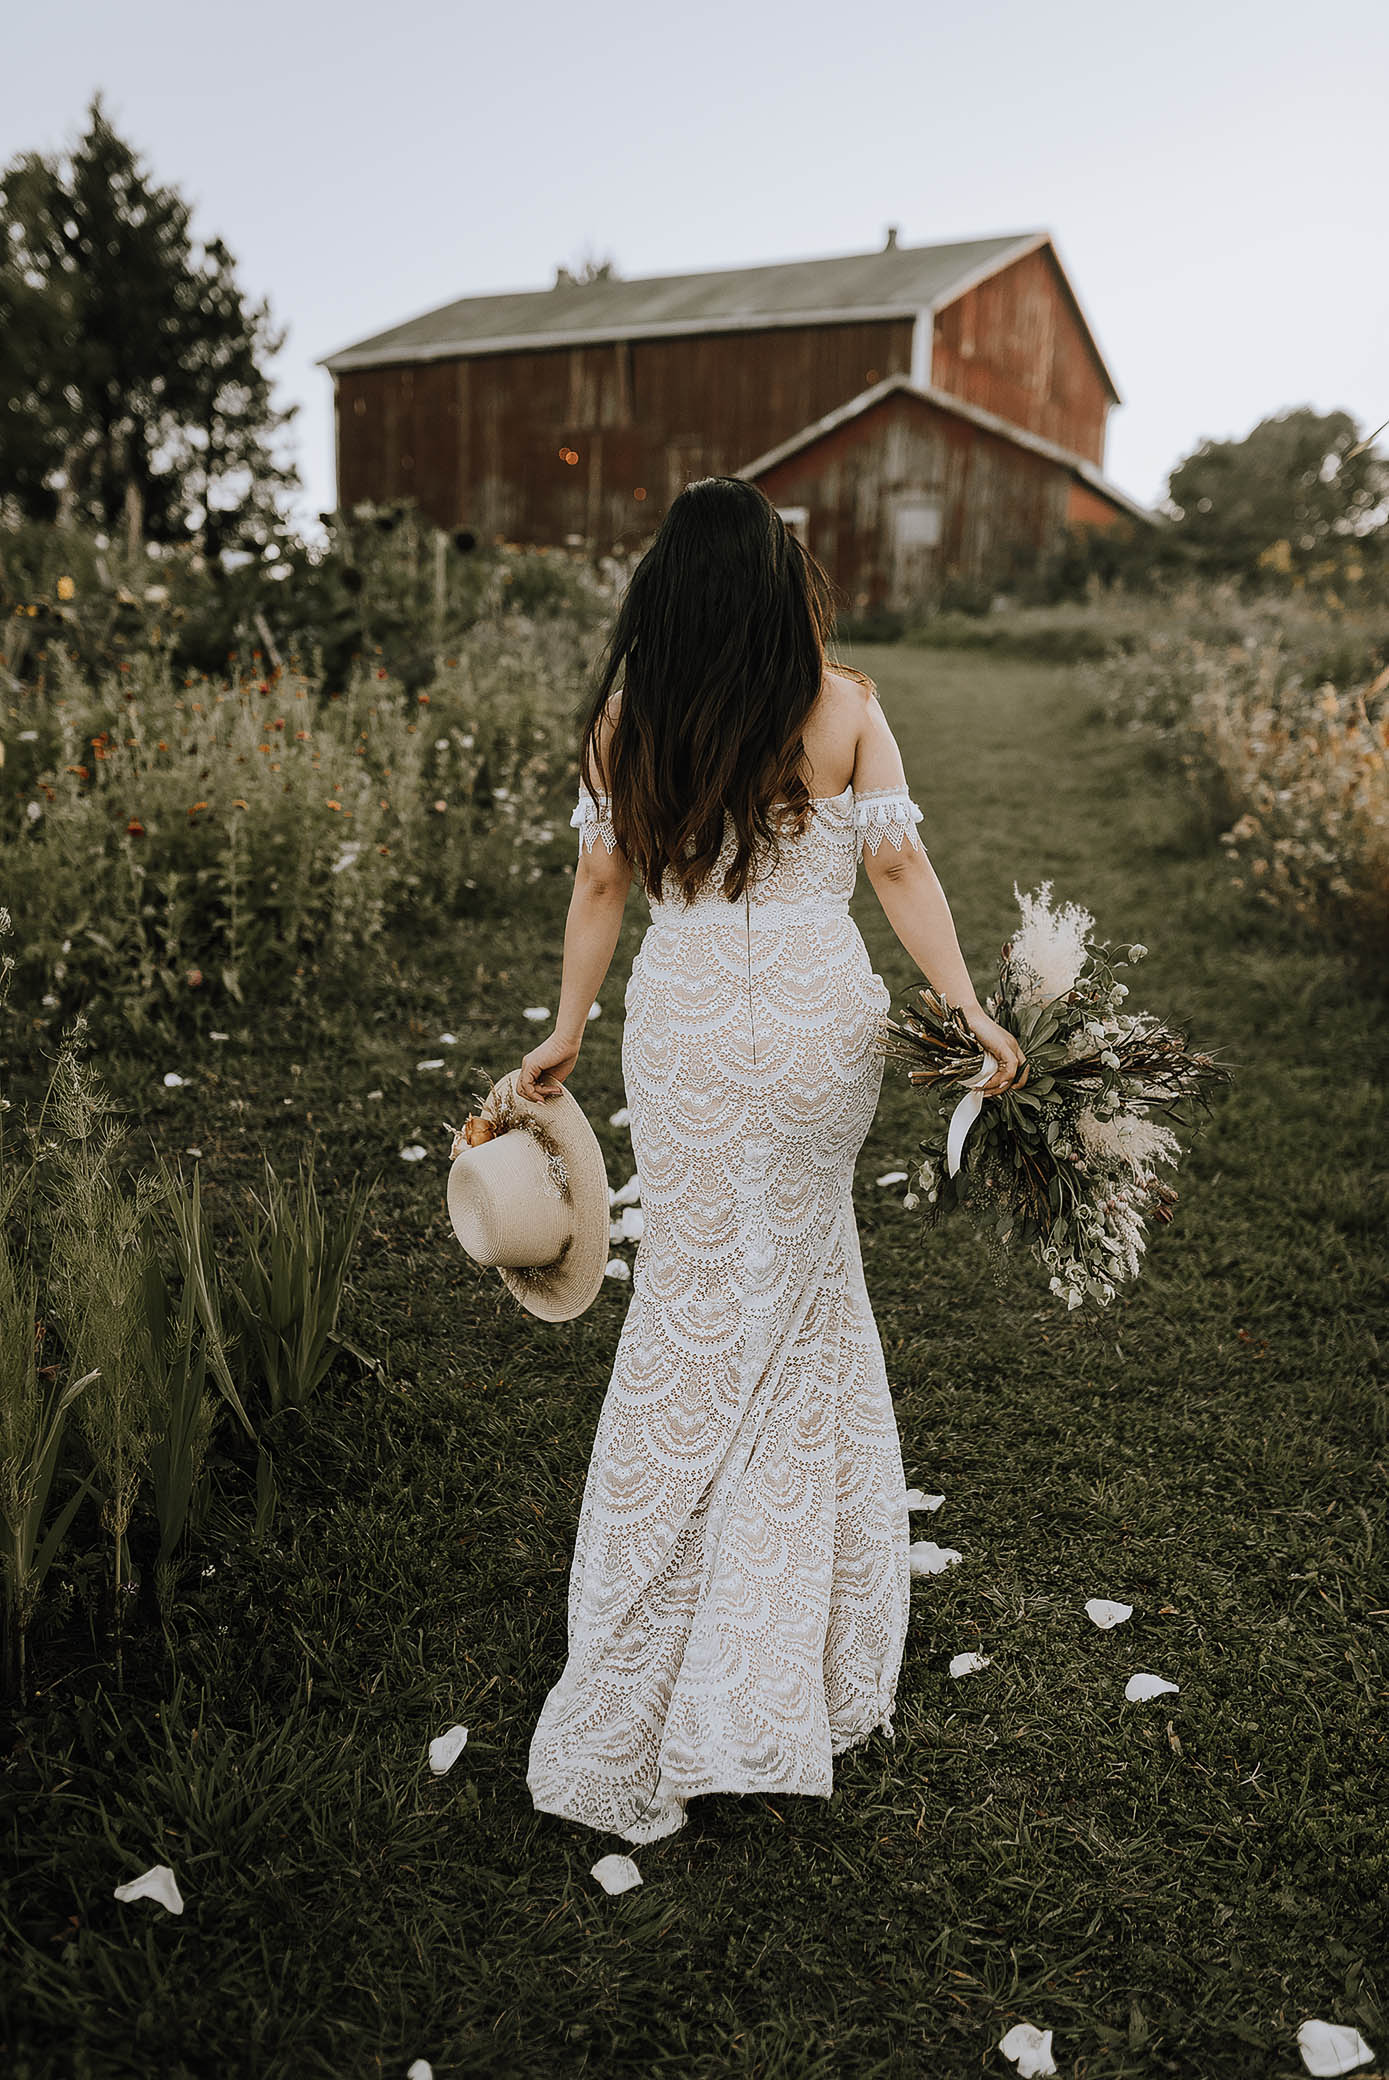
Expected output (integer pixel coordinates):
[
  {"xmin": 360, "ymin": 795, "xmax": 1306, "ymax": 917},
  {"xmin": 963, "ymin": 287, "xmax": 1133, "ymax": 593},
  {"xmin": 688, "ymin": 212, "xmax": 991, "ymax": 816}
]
[{"xmin": 519, "ymin": 477, "xmax": 1027, "ymax": 1845}]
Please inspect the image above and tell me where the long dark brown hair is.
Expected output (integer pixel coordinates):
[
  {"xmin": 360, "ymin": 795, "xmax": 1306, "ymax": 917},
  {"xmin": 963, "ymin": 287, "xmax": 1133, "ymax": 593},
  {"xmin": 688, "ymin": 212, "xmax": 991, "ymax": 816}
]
[{"xmin": 579, "ymin": 477, "xmax": 874, "ymax": 903}]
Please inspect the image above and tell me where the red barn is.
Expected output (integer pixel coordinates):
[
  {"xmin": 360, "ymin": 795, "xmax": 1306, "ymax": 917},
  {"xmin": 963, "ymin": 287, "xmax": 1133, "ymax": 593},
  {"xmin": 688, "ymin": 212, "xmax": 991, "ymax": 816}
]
[{"xmin": 319, "ymin": 228, "xmax": 1152, "ymax": 609}]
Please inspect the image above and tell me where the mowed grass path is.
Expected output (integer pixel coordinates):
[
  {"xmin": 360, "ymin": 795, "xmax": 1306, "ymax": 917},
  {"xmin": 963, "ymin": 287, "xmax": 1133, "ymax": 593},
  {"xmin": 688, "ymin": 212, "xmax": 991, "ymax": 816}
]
[{"xmin": 4, "ymin": 644, "xmax": 1386, "ymax": 2079}]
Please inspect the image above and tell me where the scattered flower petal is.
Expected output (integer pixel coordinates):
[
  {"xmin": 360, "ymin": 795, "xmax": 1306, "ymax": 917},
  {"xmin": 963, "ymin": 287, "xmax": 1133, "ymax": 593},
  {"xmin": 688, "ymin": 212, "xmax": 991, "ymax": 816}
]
[
  {"xmin": 522, "ymin": 1006, "xmax": 550, "ymax": 1022},
  {"xmin": 591, "ymin": 1853, "xmax": 642, "ymax": 1895},
  {"xmin": 587, "ymin": 1002, "xmax": 602, "ymax": 1020},
  {"xmin": 618, "ymin": 1206, "xmax": 645, "ymax": 1242},
  {"xmin": 876, "ymin": 1170, "xmax": 908, "ymax": 1187},
  {"xmin": 19, "ymin": 728, "xmax": 38, "ymax": 741},
  {"xmin": 209, "ymin": 1030, "xmax": 230, "ymax": 1042},
  {"xmin": 904, "ymin": 1489, "xmax": 944, "ymax": 1511},
  {"xmin": 1297, "ymin": 2019, "xmax": 1376, "ymax": 2076},
  {"xmin": 438, "ymin": 1033, "xmax": 458, "ymax": 1045},
  {"xmin": 408, "ymin": 2062, "xmax": 434, "ymax": 2080},
  {"xmin": 1000, "ymin": 2021, "xmax": 1058, "ymax": 2077},
  {"xmin": 1085, "ymin": 1598, "xmax": 1133, "ymax": 1629},
  {"xmin": 609, "ymin": 1219, "xmax": 626, "ymax": 1243},
  {"xmin": 609, "ymin": 1106, "xmax": 631, "ymax": 1128},
  {"xmin": 416, "ymin": 1059, "xmax": 446, "ymax": 1072},
  {"xmin": 162, "ymin": 1072, "xmax": 188, "ymax": 1088},
  {"xmin": 367, "ymin": 1088, "xmax": 384, "ymax": 1100},
  {"xmin": 604, "ymin": 1258, "xmax": 631, "ymax": 1282},
  {"xmin": 428, "ymin": 1725, "xmax": 469, "ymax": 1775},
  {"xmin": 26, "ymin": 801, "xmax": 42, "ymax": 822},
  {"xmin": 113, "ymin": 1864, "xmax": 184, "ymax": 1914},
  {"xmin": 1125, "ymin": 1672, "xmax": 1179, "ymax": 1701},
  {"xmin": 949, "ymin": 1651, "xmax": 991, "ymax": 1677},
  {"xmin": 612, "ymin": 1174, "xmax": 641, "ymax": 1208},
  {"xmin": 184, "ymin": 1147, "xmax": 202, "ymax": 1158},
  {"xmin": 399, "ymin": 1144, "xmax": 429, "ymax": 1162},
  {"xmin": 909, "ymin": 1541, "xmax": 962, "ymax": 1576}
]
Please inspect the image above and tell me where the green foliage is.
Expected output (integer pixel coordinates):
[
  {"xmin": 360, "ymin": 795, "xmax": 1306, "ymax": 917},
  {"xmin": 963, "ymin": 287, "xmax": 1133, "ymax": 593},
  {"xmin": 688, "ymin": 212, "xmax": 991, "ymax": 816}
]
[
  {"xmin": 1, "ymin": 620, "xmax": 589, "ymax": 1043},
  {"xmin": 1166, "ymin": 406, "xmax": 1389, "ymax": 590},
  {"xmin": 224, "ymin": 1148, "xmax": 377, "ymax": 1538},
  {"xmin": 0, "ymin": 95, "xmax": 296, "ymax": 554}
]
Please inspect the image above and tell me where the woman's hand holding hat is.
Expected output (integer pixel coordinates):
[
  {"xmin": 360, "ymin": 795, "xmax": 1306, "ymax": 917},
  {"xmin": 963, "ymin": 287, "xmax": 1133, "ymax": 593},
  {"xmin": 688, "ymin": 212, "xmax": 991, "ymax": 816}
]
[{"xmin": 518, "ymin": 1028, "xmax": 583, "ymax": 1103}]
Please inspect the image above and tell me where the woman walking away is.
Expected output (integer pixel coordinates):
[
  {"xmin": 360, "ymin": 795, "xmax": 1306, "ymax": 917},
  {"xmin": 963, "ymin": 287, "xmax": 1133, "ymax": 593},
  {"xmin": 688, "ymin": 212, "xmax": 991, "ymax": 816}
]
[{"xmin": 518, "ymin": 478, "xmax": 1027, "ymax": 1844}]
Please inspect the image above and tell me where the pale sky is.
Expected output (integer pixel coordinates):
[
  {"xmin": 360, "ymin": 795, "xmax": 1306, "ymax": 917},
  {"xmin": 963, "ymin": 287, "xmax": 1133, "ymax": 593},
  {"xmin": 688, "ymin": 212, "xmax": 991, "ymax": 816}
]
[{"xmin": 4, "ymin": 0, "xmax": 1386, "ymax": 536}]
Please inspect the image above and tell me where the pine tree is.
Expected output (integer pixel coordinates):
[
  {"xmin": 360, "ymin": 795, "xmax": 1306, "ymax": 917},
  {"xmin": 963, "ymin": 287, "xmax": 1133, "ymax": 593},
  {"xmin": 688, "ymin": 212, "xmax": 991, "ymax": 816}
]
[{"xmin": 0, "ymin": 96, "xmax": 297, "ymax": 557}]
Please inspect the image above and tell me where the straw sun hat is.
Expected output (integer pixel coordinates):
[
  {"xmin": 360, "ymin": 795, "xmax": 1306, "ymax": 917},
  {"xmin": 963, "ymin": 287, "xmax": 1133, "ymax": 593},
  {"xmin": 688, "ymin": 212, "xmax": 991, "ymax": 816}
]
[{"xmin": 446, "ymin": 1069, "xmax": 611, "ymax": 1322}]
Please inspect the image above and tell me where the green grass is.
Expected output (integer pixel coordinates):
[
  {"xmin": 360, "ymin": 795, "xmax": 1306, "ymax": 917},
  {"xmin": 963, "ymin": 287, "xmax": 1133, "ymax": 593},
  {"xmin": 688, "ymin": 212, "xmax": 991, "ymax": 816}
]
[{"xmin": 2, "ymin": 644, "xmax": 1385, "ymax": 2078}]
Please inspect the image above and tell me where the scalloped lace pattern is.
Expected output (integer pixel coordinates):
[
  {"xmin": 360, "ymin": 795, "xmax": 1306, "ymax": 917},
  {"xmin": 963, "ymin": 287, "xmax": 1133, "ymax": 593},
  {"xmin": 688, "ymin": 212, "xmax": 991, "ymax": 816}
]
[{"xmin": 527, "ymin": 785, "xmax": 924, "ymax": 1843}]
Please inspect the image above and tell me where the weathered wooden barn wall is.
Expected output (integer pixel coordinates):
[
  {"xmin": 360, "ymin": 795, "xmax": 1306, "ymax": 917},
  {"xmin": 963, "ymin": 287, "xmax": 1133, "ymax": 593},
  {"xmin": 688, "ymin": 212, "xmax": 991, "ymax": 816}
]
[
  {"xmin": 749, "ymin": 390, "xmax": 1073, "ymax": 610},
  {"xmin": 1066, "ymin": 478, "xmax": 1136, "ymax": 532},
  {"xmin": 930, "ymin": 243, "xmax": 1113, "ymax": 466},
  {"xmin": 333, "ymin": 317, "xmax": 917, "ymax": 543}
]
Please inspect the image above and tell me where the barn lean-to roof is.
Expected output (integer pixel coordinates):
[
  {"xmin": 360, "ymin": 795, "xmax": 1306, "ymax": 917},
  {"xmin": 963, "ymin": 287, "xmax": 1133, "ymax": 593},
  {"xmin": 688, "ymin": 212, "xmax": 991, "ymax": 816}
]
[
  {"xmin": 737, "ymin": 372, "xmax": 1157, "ymax": 526},
  {"xmin": 317, "ymin": 231, "xmax": 1121, "ymax": 405}
]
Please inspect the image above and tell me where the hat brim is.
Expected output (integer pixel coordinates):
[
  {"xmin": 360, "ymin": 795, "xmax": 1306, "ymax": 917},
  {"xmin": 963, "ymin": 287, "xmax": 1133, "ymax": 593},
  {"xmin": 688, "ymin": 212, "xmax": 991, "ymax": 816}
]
[{"xmin": 472, "ymin": 1070, "xmax": 612, "ymax": 1323}]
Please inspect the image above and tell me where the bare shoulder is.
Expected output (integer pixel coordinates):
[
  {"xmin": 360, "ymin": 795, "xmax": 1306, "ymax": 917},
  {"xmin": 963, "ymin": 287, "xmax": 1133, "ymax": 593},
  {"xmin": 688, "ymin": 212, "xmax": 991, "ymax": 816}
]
[
  {"xmin": 801, "ymin": 663, "xmax": 877, "ymax": 792},
  {"xmin": 584, "ymin": 685, "xmax": 622, "ymax": 793}
]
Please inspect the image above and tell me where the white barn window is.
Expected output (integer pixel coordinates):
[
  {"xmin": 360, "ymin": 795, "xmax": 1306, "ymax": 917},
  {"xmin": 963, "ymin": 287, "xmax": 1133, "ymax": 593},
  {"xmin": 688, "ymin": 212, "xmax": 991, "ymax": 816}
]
[{"xmin": 775, "ymin": 505, "xmax": 810, "ymax": 548}]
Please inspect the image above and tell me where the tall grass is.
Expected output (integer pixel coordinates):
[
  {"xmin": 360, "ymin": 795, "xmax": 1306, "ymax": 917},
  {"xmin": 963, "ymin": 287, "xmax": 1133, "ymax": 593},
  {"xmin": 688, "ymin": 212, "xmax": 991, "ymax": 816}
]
[{"xmin": 1, "ymin": 612, "xmax": 593, "ymax": 1041}]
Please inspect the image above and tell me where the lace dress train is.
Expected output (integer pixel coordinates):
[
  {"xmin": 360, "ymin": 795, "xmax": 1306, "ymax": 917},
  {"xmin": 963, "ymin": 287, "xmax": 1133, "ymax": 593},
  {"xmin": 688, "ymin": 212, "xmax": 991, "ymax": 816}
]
[{"xmin": 526, "ymin": 783, "xmax": 927, "ymax": 1843}]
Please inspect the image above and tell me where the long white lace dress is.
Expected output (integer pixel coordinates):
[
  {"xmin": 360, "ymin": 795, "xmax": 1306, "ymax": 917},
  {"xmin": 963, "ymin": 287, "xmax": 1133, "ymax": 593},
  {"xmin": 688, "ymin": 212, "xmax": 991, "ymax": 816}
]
[{"xmin": 526, "ymin": 781, "xmax": 928, "ymax": 1844}]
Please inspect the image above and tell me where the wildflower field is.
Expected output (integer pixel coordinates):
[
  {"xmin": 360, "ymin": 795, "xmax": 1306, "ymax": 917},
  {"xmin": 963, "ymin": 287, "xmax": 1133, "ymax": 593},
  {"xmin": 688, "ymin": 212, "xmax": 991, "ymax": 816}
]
[{"xmin": 1, "ymin": 601, "xmax": 1385, "ymax": 2078}]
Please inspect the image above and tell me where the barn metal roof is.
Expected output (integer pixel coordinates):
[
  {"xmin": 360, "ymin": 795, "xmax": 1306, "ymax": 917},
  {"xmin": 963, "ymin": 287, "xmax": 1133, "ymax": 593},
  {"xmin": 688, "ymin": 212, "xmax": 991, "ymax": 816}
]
[
  {"xmin": 318, "ymin": 229, "xmax": 1116, "ymax": 383},
  {"xmin": 738, "ymin": 372, "xmax": 1157, "ymax": 525}
]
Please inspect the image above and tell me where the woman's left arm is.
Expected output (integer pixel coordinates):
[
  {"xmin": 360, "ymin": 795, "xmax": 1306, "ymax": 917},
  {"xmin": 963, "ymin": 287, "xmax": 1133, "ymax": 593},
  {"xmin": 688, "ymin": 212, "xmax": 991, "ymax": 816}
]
[{"xmin": 517, "ymin": 841, "xmax": 633, "ymax": 1101}]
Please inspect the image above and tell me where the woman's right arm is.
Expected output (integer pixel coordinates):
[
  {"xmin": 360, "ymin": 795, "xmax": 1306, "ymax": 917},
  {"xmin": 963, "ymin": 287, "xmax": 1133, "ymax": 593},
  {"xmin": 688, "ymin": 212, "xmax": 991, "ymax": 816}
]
[{"xmin": 853, "ymin": 686, "xmax": 1028, "ymax": 1096}]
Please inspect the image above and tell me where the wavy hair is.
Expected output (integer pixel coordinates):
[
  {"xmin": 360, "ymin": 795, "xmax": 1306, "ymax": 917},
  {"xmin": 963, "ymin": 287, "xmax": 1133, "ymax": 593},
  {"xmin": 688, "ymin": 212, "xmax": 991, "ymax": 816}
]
[{"xmin": 579, "ymin": 477, "xmax": 874, "ymax": 903}]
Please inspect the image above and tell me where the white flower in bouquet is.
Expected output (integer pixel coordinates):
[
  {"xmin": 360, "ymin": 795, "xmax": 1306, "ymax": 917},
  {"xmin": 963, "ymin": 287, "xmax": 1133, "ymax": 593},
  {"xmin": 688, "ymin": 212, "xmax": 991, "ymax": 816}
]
[
  {"xmin": 1009, "ymin": 880, "xmax": 1095, "ymax": 1008},
  {"xmin": 1074, "ymin": 1107, "xmax": 1181, "ymax": 1175}
]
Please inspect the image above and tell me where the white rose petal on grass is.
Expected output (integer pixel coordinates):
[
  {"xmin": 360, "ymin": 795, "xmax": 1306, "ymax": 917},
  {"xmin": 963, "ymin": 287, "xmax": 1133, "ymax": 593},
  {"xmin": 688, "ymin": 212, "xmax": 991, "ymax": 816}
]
[
  {"xmin": 408, "ymin": 2060, "xmax": 434, "ymax": 2080},
  {"xmin": 591, "ymin": 1853, "xmax": 642, "ymax": 1895},
  {"xmin": 612, "ymin": 1174, "xmax": 642, "ymax": 1208},
  {"xmin": 999, "ymin": 2021, "xmax": 1058, "ymax": 2078},
  {"xmin": 1125, "ymin": 1672, "xmax": 1179, "ymax": 1702},
  {"xmin": 949, "ymin": 1651, "xmax": 991, "ymax": 1678},
  {"xmin": 367, "ymin": 1089, "xmax": 384, "ymax": 1101},
  {"xmin": 399, "ymin": 1144, "xmax": 429, "ymax": 1163},
  {"xmin": 604, "ymin": 1258, "xmax": 631, "ymax": 1283},
  {"xmin": 587, "ymin": 1002, "xmax": 602, "ymax": 1020},
  {"xmin": 427, "ymin": 1724, "xmax": 468, "ymax": 1775},
  {"xmin": 1085, "ymin": 1598, "xmax": 1133, "ymax": 1629},
  {"xmin": 904, "ymin": 1489, "xmax": 945, "ymax": 1511},
  {"xmin": 26, "ymin": 801, "xmax": 42, "ymax": 822},
  {"xmin": 609, "ymin": 1220, "xmax": 626, "ymax": 1244},
  {"xmin": 522, "ymin": 1006, "xmax": 550, "ymax": 1022},
  {"xmin": 1297, "ymin": 2019, "xmax": 1376, "ymax": 2076},
  {"xmin": 876, "ymin": 1170, "xmax": 908, "ymax": 1187},
  {"xmin": 162, "ymin": 1072, "xmax": 188, "ymax": 1088},
  {"xmin": 438, "ymin": 1033, "xmax": 458, "ymax": 1045},
  {"xmin": 909, "ymin": 1541, "xmax": 962, "ymax": 1576},
  {"xmin": 416, "ymin": 1059, "xmax": 446, "ymax": 1072},
  {"xmin": 113, "ymin": 1864, "xmax": 184, "ymax": 1914},
  {"xmin": 609, "ymin": 1106, "xmax": 631, "ymax": 1128},
  {"xmin": 18, "ymin": 728, "xmax": 38, "ymax": 742},
  {"xmin": 618, "ymin": 1206, "xmax": 645, "ymax": 1242}
]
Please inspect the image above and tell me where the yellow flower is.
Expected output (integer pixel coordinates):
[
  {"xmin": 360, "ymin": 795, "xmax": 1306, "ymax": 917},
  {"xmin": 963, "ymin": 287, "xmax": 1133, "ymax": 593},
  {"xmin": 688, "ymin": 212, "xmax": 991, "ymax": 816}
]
[{"xmin": 56, "ymin": 575, "xmax": 76, "ymax": 602}]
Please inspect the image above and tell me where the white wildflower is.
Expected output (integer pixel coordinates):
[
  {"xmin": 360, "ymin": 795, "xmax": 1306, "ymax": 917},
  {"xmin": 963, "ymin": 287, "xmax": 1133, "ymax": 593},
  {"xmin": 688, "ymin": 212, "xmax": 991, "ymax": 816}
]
[
  {"xmin": 26, "ymin": 801, "xmax": 42, "ymax": 822},
  {"xmin": 902, "ymin": 1191, "xmax": 920, "ymax": 1210},
  {"xmin": 18, "ymin": 729, "xmax": 38, "ymax": 742},
  {"xmin": 1008, "ymin": 880, "xmax": 1094, "ymax": 1008},
  {"xmin": 331, "ymin": 841, "xmax": 363, "ymax": 873}
]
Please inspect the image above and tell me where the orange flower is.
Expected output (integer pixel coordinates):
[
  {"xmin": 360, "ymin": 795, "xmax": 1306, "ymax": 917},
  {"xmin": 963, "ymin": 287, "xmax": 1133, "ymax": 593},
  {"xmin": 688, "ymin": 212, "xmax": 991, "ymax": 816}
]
[
  {"xmin": 188, "ymin": 800, "xmax": 208, "ymax": 814},
  {"xmin": 233, "ymin": 797, "xmax": 249, "ymax": 809},
  {"xmin": 127, "ymin": 819, "xmax": 145, "ymax": 836},
  {"xmin": 295, "ymin": 729, "xmax": 310, "ymax": 740},
  {"xmin": 326, "ymin": 799, "xmax": 342, "ymax": 810},
  {"xmin": 56, "ymin": 575, "xmax": 75, "ymax": 601},
  {"xmin": 417, "ymin": 692, "xmax": 430, "ymax": 704},
  {"xmin": 187, "ymin": 967, "xmax": 203, "ymax": 987},
  {"xmin": 66, "ymin": 764, "xmax": 89, "ymax": 779}
]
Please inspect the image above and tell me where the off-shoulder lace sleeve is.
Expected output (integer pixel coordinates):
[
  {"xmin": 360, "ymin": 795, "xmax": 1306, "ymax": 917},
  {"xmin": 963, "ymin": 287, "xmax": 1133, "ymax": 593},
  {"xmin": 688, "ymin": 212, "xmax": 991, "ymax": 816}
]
[
  {"xmin": 571, "ymin": 783, "xmax": 620, "ymax": 854},
  {"xmin": 853, "ymin": 786, "xmax": 927, "ymax": 856}
]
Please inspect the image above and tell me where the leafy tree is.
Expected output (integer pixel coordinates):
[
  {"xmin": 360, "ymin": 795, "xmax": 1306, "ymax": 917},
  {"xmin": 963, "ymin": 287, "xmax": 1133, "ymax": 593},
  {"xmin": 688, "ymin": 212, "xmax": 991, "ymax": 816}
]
[
  {"xmin": 1166, "ymin": 407, "xmax": 1388, "ymax": 587},
  {"xmin": 0, "ymin": 96, "xmax": 296, "ymax": 559}
]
